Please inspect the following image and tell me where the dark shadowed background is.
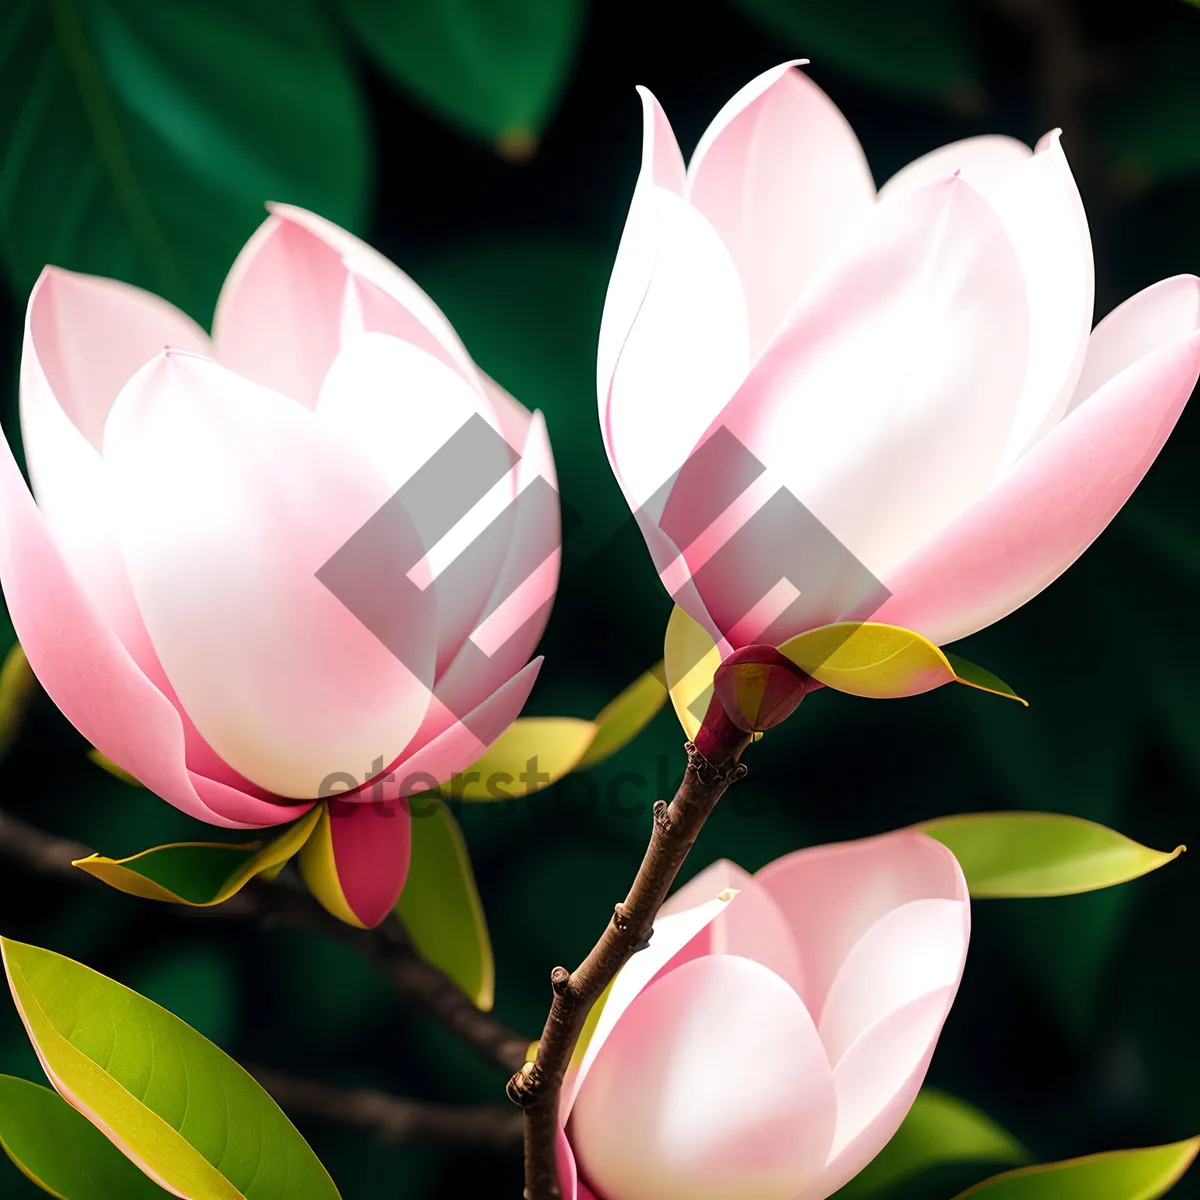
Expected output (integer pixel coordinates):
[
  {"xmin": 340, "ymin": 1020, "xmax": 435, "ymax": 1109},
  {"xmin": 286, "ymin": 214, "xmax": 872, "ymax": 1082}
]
[{"xmin": 2, "ymin": 0, "xmax": 1200, "ymax": 1196}]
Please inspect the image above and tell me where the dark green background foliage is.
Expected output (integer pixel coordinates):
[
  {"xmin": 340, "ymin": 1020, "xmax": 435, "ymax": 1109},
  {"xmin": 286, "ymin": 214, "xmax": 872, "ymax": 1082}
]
[{"xmin": 1, "ymin": 0, "xmax": 1199, "ymax": 1196}]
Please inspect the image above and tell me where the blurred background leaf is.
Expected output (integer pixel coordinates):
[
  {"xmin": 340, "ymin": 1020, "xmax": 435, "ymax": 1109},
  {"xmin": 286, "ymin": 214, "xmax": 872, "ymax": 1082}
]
[
  {"xmin": 1, "ymin": 0, "xmax": 1200, "ymax": 1196},
  {"xmin": 1100, "ymin": 16, "xmax": 1200, "ymax": 187},
  {"xmin": 336, "ymin": 0, "xmax": 586, "ymax": 155},
  {"xmin": 730, "ymin": 0, "xmax": 981, "ymax": 108},
  {"xmin": 0, "ymin": 0, "xmax": 369, "ymax": 326}
]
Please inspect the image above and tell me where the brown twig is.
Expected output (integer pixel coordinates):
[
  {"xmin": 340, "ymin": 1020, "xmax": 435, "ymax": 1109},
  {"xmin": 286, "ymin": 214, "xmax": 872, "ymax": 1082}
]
[
  {"xmin": 0, "ymin": 808, "xmax": 530, "ymax": 1075},
  {"xmin": 509, "ymin": 728, "xmax": 752, "ymax": 1200},
  {"xmin": 251, "ymin": 1066, "xmax": 523, "ymax": 1151}
]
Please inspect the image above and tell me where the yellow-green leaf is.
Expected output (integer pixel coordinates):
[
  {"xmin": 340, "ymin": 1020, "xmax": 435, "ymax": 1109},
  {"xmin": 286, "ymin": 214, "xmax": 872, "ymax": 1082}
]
[
  {"xmin": 952, "ymin": 1137, "xmax": 1200, "ymax": 1199},
  {"xmin": 2, "ymin": 939, "xmax": 340, "ymax": 1200},
  {"xmin": 577, "ymin": 662, "xmax": 668, "ymax": 768},
  {"xmin": 440, "ymin": 717, "xmax": 597, "ymax": 801},
  {"xmin": 396, "ymin": 797, "xmax": 494, "ymax": 1010},
  {"xmin": 664, "ymin": 606, "xmax": 721, "ymax": 740},
  {"xmin": 0, "ymin": 1073, "xmax": 171, "ymax": 1198},
  {"xmin": 921, "ymin": 812, "xmax": 1185, "ymax": 897},
  {"xmin": 780, "ymin": 623, "xmax": 1025, "ymax": 703},
  {"xmin": 0, "ymin": 644, "xmax": 36, "ymax": 762},
  {"xmin": 840, "ymin": 1088, "xmax": 1027, "ymax": 1197},
  {"xmin": 86, "ymin": 749, "xmax": 144, "ymax": 788},
  {"xmin": 72, "ymin": 806, "xmax": 321, "ymax": 906}
]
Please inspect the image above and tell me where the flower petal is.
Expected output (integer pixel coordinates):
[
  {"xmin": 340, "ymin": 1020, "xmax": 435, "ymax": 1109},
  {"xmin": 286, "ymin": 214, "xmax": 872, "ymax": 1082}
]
[
  {"xmin": 0, "ymin": 424, "xmax": 293, "ymax": 829},
  {"xmin": 315, "ymin": 331, "xmax": 517, "ymax": 675},
  {"xmin": 882, "ymin": 133, "xmax": 1094, "ymax": 463},
  {"xmin": 570, "ymin": 955, "xmax": 836, "ymax": 1200},
  {"xmin": 879, "ymin": 135, "xmax": 1033, "ymax": 198},
  {"xmin": 693, "ymin": 175, "xmax": 1028, "ymax": 642},
  {"xmin": 299, "ymin": 799, "xmax": 412, "ymax": 928},
  {"xmin": 821, "ymin": 987, "xmax": 957, "ymax": 1194},
  {"xmin": 686, "ymin": 62, "xmax": 876, "ymax": 355},
  {"xmin": 754, "ymin": 832, "xmax": 967, "ymax": 1023},
  {"xmin": 562, "ymin": 895, "xmax": 731, "ymax": 1119},
  {"xmin": 213, "ymin": 214, "xmax": 348, "ymax": 409},
  {"xmin": 271, "ymin": 204, "xmax": 485, "ymax": 385},
  {"xmin": 875, "ymin": 282, "xmax": 1200, "ymax": 644},
  {"xmin": 21, "ymin": 270, "xmax": 208, "ymax": 670},
  {"xmin": 662, "ymin": 860, "xmax": 806, "ymax": 997},
  {"xmin": 818, "ymin": 898, "xmax": 969, "ymax": 1065},
  {"xmin": 595, "ymin": 86, "xmax": 686, "ymax": 423},
  {"xmin": 1070, "ymin": 274, "xmax": 1200, "ymax": 412},
  {"xmin": 104, "ymin": 351, "xmax": 437, "ymax": 799},
  {"xmin": 605, "ymin": 188, "xmax": 750, "ymax": 514},
  {"xmin": 386, "ymin": 657, "xmax": 544, "ymax": 796}
]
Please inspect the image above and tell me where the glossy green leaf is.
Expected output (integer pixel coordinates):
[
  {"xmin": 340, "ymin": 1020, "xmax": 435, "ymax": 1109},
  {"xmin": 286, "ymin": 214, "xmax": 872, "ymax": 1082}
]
[
  {"xmin": 952, "ymin": 1137, "xmax": 1200, "ymax": 1198},
  {"xmin": 577, "ymin": 662, "xmax": 668, "ymax": 768},
  {"xmin": 780, "ymin": 623, "xmax": 1026, "ymax": 704},
  {"xmin": 72, "ymin": 805, "xmax": 320, "ymax": 906},
  {"xmin": 2, "ymin": 938, "xmax": 340, "ymax": 1199},
  {"xmin": 839, "ymin": 1088, "xmax": 1027, "ymax": 1197},
  {"xmin": 0, "ymin": 0, "xmax": 368, "ymax": 322},
  {"xmin": 921, "ymin": 812, "xmax": 1184, "ymax": 897},
  {"xmin": 440, "ymin": 717, "xmax": 598, "ymax": 801},
  {"xmin": 396, "ymin": 797, "xmax": 494, "ymax": 1010},
  {"xmin": 732, "ymin": 0, "xmax": 980, "ymax": 106},
  {"xmin": 0, "ymin": 1074, "xmax": 170, "ymax": 1198},
  {"xmin": 337, "ymin": 0, "xmax": 585, "ymax": 152}
]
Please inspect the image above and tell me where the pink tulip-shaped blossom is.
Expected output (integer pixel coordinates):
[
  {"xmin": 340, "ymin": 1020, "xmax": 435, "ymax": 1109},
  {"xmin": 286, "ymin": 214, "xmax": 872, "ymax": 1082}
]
[
  {"xmin": 557, "ymin": 830, "xmax": 970, "ymax": 1200},
  {"xmin": 599, "ymin": 63, "xmax": 1200, "ymax": 655},
  {"xmin": 0, "ymin": 206, "xmax": 560, "ymax": 926}
]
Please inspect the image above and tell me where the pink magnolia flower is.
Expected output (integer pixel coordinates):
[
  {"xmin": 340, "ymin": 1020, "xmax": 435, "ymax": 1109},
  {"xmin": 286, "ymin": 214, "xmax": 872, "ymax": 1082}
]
[
  {"xmin": 0, "ymin": 206, "xmax": 559, "ymax": 927},
  {"xmin": 599, "ymin": 62, "xmax": 1200, "ymax": 653},
  {"xmin": 558, "ymin": 831, "xmax": 971, "ymax": 1200}
]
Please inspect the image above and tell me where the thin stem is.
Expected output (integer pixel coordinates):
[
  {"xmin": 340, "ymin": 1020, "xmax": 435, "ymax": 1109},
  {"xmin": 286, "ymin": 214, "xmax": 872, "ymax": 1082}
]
[
  {"xmin": 0, "ymin": 808, "xmax": 530, "ymax": 1075},
  {"xmin": 251, "ymin": 1066, "xmax": 523, "ymax": 1151},
  {"xmin": 510, "ymin": 730, "xmax": 752, "ymax": 1200}
]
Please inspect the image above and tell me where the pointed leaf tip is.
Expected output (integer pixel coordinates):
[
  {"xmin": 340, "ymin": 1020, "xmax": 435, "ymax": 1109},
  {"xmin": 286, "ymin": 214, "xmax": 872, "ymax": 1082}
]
[
  {"xmin": 1, "ymin": 939, "xmax": 341, "ymax": 1198},
  {"xmin": 396, "ymin": 797, "xmax": 494, "ymax": 1010},
  {"xmin": 922, "ymin": 812, "xmax": 1185, "ymax": 897},
  {"xmin": 951, "ymin": 1136, "xmax": 1200, "ymax": 1198},
  {"xmin": 72, "ymin": 806, "xmax": 320, "ymax": 907}
]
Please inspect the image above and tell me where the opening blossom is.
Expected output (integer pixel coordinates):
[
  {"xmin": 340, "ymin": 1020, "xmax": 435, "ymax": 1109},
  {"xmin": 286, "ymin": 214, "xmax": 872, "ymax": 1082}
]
[
  {"xmin": 598, "ymin": 62, "xmax": 1200, "ymax": 654},
  {"xmin": 0, "ymin": 206, "xmax": 560, "ymax": 928},
  {"xmin": 557, "ymin": 831, "xmax": 971, "ymax": 1200}
]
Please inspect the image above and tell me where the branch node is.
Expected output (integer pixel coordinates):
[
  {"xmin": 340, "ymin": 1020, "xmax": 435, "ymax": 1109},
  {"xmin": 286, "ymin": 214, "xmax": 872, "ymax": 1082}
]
[
  {"xmin": 685, "ymin": 741, "xmax": 748, "ymax": 786},
  {"xmin": 506, "ymin": 1061, "xmax": 546, "ymax": 1108},
  {"xmin": 550, "ymin": 966, "xmax": 572, "ymax": 996},
  {"xmin": 652, "ymin": 799, "xmax": 671, "ymax": 835}
]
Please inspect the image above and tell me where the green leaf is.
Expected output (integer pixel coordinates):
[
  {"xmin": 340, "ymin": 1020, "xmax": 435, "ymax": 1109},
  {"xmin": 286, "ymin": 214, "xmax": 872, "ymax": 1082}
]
[
  {"xmin": 0, "ymin": 1074, "xmax": 170, "ymax": 1198},
  {"xmin": 577, "ymin": 662, "xmax": 668, "ymax": 768},
  {"xmin": 0, "ymin": 644, "xmax": 36, "ymax": 762},
  {"xmin": 440, "ymin": 717, "xmax": 598, "ymax": 801},
  {"xmin": 732, "ymin": 0, "xmax": 980, "ymax": 106},
  {"xmin": 839, "ymin": 1088, "xmax": 1028, "ymax": 1197},
  {"xmin": 0, "ymin": 0, "xmax": 368, "ymax": 323},
  {"xmin": 72, "ymin": 805, "xmax": 320, "ymax": 905},
  {"xmin": 397, "ymin": 797, "xmax": 494, "ymax": 1010},
  {"xmin": 780, "ymin": 623, "xmax": 1026, "ymax": 704},
  {"xmin": 952, "ymin": 1137, "xmax": 1200, "ymax": 1199},
  {"xmin": 86, "ymin": 750, "xmax": 143, "ymax": 788},
  {"xmin": 1101, "ymin": 23, "xmax": 1200, "ymax": 184},
  {"xmin": 1, "ymin": 938, "xmax": 340, "ymax": 1200},
  {"xmin": 336, "ymin": 0, "xmax": 585, "ymax": 152},
  {"xmin": 921, "ymin": 812, "xmax": 1184, "ymax": 897}
]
